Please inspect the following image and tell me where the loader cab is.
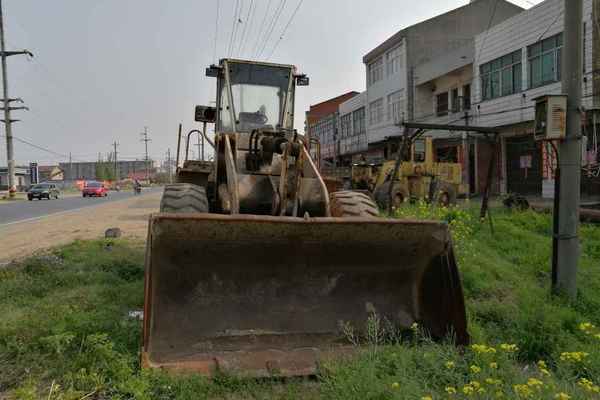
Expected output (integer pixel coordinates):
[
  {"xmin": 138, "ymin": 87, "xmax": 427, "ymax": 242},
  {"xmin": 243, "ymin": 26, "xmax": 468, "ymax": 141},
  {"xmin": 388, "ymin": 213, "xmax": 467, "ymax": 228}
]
[{"xmin": 207, "ymin": 59, "xmax": 306, "ymax": 134}]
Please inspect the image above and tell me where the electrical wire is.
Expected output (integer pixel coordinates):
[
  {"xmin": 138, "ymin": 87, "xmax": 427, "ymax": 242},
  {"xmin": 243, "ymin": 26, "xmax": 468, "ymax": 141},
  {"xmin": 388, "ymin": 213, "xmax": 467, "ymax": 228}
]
[
  {"xmin": 475, "ymin": 0, "xmax": 499, "ymax": 69},
  {"xmin": 251, "ymin": 0, "xmax": 274, "ymax": 59},
  {"xmin": 213, "ymin": 0, "xmax": 220, "ymax": 62},
  {"xmin": 237, "ymin": 0, "xmax": 256, "ymax": 58},
  {"xmin": 265, "ymin": 0, "xmax": 304, "ymax": 61},
  {"xmin": 256, "ymin": 0, "xmax": 287, "ymax": 59},
  {"xmin": 227, "ymin": 0, "xmax": 241, "ymax": 56}
]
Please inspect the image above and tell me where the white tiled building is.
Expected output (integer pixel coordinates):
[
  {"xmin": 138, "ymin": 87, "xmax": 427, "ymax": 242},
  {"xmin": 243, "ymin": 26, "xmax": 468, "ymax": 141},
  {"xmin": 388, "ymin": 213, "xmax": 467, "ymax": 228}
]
[
  {"xmin": 361, "ymin": 0, "xmax": 523, "ymax": 154},
  {"xmin": 472, "ymin": 0, "xmax": 599, "ymax": 197}
]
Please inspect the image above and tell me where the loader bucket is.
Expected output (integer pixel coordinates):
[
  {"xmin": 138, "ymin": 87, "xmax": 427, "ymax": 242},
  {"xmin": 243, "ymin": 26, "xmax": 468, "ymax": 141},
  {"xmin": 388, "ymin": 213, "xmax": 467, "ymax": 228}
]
[{"xmin": 142, "ymin": 214, "xmax": 468, "ymax": 377}]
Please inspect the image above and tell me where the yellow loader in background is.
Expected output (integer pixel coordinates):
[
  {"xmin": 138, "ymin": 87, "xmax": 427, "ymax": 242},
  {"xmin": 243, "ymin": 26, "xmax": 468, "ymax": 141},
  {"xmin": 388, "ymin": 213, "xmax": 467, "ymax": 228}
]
[
  {"xmin": 373, "ymin": 137, "xmax": 467, "ymax": 209},
  {"xmin": 142, "ymin": 58, "xmax": 469, "ymax": 378}
]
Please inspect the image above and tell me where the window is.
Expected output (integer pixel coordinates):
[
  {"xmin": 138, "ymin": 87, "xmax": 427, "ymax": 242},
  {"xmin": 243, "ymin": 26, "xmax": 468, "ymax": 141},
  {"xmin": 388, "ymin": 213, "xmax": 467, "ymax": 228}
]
[
  {"xmin": 353, "ymin": 107, "xmax": 366, "ymax": 137},
  {"xmin": 386, "ymin": 46, "xmax": 401, "ymax": 76},
  {"xmin": 387, "ymin": 90, "xmax": 404, "ymax": 123},
  {"xmin": 436, "ymin": 92, "xmax": 449, "ymax": 116},
  {"xmin": 451, "ymin": 88, "xmax": 459, "ymax": 113},
  {"xmin": 528, "ymin": 33, "xmax": 562, "ymax": 88},
  {"xmin": 340, "ymin": 114, "xmax": 352, "ymax": 138},
  {"xmin": 463, "ymin": 84, "xmax": 471, "ymax": 110},
  {"xmin": 369, "ymin": 98, "xmax": 384, "ymax": 125},
  {"xmin": 480, "ymin": 49, "xmax": 522, "ymax": 100},
  {"xmin": 414, "ymin": 139, "xmax": 426, "ymax": 162},
  {"xmin": 368, "ymin": 57, "xmax": 383, "ymax": 86}
]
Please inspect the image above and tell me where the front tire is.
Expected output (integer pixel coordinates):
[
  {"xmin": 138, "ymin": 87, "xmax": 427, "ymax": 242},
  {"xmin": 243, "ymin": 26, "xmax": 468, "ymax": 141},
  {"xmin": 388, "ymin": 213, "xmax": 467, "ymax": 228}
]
[
  {"xmin": 160, "ymin": 183, "xmax": 209, "ymax": 214},
  {"xmin": 329, "ymin": 191, "xmax": 379, "ymax": 218}
]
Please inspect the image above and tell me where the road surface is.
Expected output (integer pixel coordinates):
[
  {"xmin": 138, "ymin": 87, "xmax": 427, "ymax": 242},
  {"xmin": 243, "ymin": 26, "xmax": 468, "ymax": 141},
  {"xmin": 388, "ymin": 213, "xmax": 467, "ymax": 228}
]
[
  {"xmin": 0, "ymin": 188, "xmax": 161, "ymax": 226},
  {"xmin": 0, "ymin": 190, "xmax": 162, "ymax": 263}
]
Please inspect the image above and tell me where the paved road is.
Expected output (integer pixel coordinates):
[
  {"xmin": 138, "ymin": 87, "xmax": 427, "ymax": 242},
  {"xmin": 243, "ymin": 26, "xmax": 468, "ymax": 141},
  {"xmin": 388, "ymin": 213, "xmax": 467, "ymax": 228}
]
[{"xmin": 0, "ymin": 188, "xmax": 162, "ymax": 226}]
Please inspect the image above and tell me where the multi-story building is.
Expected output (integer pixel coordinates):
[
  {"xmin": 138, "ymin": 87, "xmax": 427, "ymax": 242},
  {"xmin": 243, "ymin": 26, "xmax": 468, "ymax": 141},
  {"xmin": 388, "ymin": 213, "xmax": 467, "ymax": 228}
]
[
  {"xmin": 362, "ymin": 0, "xmax": 523, "ymax": 154},
  {"xmin": 338, "ymin": 92, "xmax": 370, "ymax": 164},
  {"xmin": 305, "ymin": 92, "xmax": 359, "ymax": 166},
  {"xmin": 472, "ymin": 0, "xmax": 599, "ymax": 198}
]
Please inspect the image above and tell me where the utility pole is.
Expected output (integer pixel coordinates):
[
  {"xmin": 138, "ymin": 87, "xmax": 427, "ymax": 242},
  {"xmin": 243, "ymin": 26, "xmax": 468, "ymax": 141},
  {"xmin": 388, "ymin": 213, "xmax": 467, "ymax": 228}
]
[
  {"xmin": 112, "ymin": 141, "xmax": 119, "ymax": 180},
  {"xmin": 553, "ymin": 0, "xmax": 582, "ymax": 298},
  {"xmin": 0, "ymin": 0, "xmax": 32, "ymax": 197},
  {"xmin": 166, "ymin": 148, "xmax": 172, "ymax": 183},
  {"xmin": 140, "ymin": 126, "xmax": 151, "ymax": 182},
  {"xmin": 68, "ymin": 152, "xmax": 72, "ymax": 181}
]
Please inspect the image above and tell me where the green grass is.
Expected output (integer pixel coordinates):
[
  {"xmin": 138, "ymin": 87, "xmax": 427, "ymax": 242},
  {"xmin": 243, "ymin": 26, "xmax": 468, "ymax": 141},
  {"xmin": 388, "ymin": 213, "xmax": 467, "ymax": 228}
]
[{"xmin": 1, "ymin": 207, "xmax": 600, "ymax": 399}]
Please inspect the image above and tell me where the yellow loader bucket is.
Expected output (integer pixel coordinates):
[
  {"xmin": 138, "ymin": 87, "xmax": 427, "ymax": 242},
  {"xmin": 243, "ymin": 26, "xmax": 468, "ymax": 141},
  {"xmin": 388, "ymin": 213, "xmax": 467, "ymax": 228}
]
[{"xmin": 142, "ymin": 214, "xmax": 468, "ymax": 377}]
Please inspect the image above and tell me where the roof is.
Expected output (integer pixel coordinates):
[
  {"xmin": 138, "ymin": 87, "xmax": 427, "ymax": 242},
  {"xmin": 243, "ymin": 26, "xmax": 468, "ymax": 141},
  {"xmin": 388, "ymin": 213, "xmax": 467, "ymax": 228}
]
[
  {"xmin": 362, "ymin": 0, "xmax": 523, "ymax": 63},
  {"xmin": 306, "ymin": 91, "xmax": 360, "ymax": 126}
]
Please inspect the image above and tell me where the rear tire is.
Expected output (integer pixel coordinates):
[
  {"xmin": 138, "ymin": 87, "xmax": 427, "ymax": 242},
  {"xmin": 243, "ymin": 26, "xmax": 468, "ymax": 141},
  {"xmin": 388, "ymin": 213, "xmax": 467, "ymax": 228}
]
[
  {"xmin": 160, "ymin": 183, "xmax": 209, "ymax": 214},
  {"xmin": 330, "ymin": 190, "xmax": 379, "ymax": 218}
]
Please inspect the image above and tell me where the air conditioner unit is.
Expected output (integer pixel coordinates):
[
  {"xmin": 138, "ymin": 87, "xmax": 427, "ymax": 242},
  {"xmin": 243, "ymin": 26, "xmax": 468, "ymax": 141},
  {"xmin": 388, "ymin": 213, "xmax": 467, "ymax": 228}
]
[{"xmin": 533, "ymin": 95, "xmax": 567, "ymax": 141}]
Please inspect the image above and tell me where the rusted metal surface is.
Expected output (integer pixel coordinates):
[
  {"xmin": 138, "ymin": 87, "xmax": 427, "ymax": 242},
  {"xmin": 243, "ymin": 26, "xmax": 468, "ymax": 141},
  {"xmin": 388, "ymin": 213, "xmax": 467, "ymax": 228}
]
[{"xmin": 143, "ymin": 214, "xmax": 469, "ymax": 377}]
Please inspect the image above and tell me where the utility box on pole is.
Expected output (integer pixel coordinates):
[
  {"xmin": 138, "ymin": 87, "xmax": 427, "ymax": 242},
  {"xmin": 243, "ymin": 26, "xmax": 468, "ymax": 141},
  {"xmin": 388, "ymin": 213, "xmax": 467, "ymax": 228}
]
[{"xmin": 533, "ymin": 95, "xmax": 567, "ymax": 141}]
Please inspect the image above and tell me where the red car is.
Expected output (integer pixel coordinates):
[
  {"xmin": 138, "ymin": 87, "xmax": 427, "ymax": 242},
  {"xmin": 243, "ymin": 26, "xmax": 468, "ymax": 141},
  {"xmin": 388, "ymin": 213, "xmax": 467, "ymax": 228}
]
[{"xmin": 82, "ymin": 181, "xmax": 108, "ymax": 197}]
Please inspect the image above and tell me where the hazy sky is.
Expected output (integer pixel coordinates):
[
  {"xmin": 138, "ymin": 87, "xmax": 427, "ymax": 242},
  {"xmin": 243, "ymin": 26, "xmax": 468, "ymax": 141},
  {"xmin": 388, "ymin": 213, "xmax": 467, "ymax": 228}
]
[{"xmin": 2, "ymin": 0, "xmax": 537, "ymax": 165}]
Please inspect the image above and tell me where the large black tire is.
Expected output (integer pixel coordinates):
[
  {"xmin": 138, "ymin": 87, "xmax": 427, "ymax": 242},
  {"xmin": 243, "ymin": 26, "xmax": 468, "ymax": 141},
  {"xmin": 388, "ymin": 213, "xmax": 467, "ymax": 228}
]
[
  {"xmin": 373, "ymin": 181, "xmax": 408, "ymax": 209},
  {"xmin": 437, "ymin": 184, "xmax": 457, "ymax": 207},
  {"xmin": 330, "ymin": 190, "xmax": 379, "ymax": 218},
  {"xmin": 160, "ymin": 183, "xmax": 209, "ymax": 213}
]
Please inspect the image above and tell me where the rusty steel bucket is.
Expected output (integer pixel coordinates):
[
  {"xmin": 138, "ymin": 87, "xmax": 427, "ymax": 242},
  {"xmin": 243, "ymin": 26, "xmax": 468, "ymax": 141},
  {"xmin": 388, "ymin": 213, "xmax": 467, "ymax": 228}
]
[{"xmin": 142, "ymin": 214, "xmax": 469, "ymax": 377}]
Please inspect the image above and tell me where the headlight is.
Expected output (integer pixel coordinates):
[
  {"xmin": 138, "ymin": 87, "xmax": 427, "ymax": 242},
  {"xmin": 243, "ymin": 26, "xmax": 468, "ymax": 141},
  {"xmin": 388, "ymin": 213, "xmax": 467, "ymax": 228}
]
[{"xmin": 43, "ymin": 190, "xmax": 49, "ymax": 194}]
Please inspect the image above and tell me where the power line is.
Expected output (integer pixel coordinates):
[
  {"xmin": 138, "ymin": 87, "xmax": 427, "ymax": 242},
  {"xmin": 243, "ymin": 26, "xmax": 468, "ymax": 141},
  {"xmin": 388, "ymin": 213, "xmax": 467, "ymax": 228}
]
[
  {"xmin": 256, "ymin": 0, "xmax": 287, "ymax": 59},
  {"xmin": 251, "ymin": 0, "xmax": 273, "ymax": 59},
  {"xmin": 265, "ymin": 0, "xmax": 304, "ymax": 60},
  {"xmin": 475, "ymin": 0, "xmax": 500, "ymax": 69},
  {"xmin": 238, "ymin": 0, "xmax": 256, "ymax": 58},
  {"xmin": 536, "ymin": 8, "xmax": 563, "ymax": 43},
  {"xmin": 227, "ymin": 0, "xmax": 241, "ymax": 56},
  {"xmin": 213, "ymin": 0, "xmax": 220, "ymax": 62}
]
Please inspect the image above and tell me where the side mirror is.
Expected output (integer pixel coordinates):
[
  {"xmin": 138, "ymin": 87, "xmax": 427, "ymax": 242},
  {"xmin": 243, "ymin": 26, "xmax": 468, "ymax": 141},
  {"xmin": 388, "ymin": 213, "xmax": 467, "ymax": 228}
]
[
  {"xmin": 195, "ymin": 105, "xmax": 217, "ymax": 123},
  {"xmin": 205, "ymin": 65, "xmax": 222, "ymax": 78},
  {"xmin": 296, "ymin": 74, "xmax": 310, "ymax": 86}
]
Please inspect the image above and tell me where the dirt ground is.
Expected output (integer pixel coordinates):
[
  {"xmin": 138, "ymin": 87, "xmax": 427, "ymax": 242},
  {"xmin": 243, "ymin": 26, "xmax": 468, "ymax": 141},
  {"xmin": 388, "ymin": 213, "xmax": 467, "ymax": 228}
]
[{"xmin": 0, "ymin": 191, "xmax": 161, "ymax": 264}]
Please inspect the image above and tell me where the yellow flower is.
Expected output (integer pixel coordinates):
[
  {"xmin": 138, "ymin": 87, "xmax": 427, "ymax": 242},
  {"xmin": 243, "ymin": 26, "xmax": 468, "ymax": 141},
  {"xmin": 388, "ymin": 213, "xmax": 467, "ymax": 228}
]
[
  {"xmin": 421, "ymin": 396, "xmax": 432, "ymax": 400},
  {"xmin": 554, "ymin": 393, "xmax": 571, "ymax": 400},
  {"xmin": 471, "ymin": 344, "xmax": 497, "ymax": 354},
  {"xmin": 445, "ymin": 361, "xmax": 455, "ymax": 369},
  {"xmin": 486, "ymin": 378, "xmax": 502, "ymax": 385},
  {"xmin": 391, "ymin": 382, "xmax": 400, "ymax": 389},
  {"xmin": 445, "ymin": 387, "xmax": 457, "ymax": 395},
  {"xmin": 489, "ymin": 362, "xmax": 498, "ymax": 369},
  {"xmin": 578, "ymin": 378, "xmax": 600, "ymax": 393},
  {"xmin": 514, "ymin": 384, "xmax": 533, "ymax": 398},
  {"xmin": 495, "ymin": 391, "xmax": 504, "ymax": 398},
  {"xmin": 578, "ymin": 322, "xmax": 595, "ymax": 332},
  {"xmin": 500, "ymin": 343, "xmax": 519, "ymax": 352},
  {"xmin": 560, "ymin": 352, "xmax": 589, "ymax": 362},
  {"xmin": 540, "ymin": 368, "xmax": 551, "ymax": 376},
  {"xmin": 537, "ymin": 360, "xmax": 547, "ymax": 369},
  {"xmin": 469, "ymin": 381, "xmax": 481, "ymax": 389},
  {"xmin": 462, "ymin": 385, "xmax": 474, "ymax": 396},
  {"xmin": 527, "ymin": 378, "xmax": 544, "ymax": 390},
  {"xmin": 470, "ymin": 365, "xmax": 481, "ymax": 374}
]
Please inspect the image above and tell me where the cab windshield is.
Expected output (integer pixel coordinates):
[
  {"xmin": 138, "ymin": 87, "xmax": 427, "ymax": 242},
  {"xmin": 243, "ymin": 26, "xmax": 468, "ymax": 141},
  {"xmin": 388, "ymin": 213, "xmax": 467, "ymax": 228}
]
[{"xmin": 220, "ymin": 62, "xmax": 293, "ymax": 132}]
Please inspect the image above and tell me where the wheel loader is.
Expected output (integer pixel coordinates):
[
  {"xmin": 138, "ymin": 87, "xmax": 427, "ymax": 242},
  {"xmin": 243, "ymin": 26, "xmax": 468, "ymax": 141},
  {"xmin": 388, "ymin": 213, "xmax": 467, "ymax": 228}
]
[
  {"xmin": 142, "ymin": 58, "xmax": 469, "ymax": 377},
  {"xmin": 373, "ymin": 137, "xmax": 467, "ymax": 209}
]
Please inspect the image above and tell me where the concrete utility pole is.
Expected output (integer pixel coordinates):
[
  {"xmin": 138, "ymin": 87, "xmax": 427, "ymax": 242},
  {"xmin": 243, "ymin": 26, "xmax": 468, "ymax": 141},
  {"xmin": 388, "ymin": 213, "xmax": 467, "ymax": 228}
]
[
  {"xmin": 0, "ymin": 0, "xmax": 32, "ymax": 197},
  {"xmin": 112, "ymin": 141, "xmax": 119, "ymax": 180},
  {"xmin": 166, "ymin": 148, "xmax": 172, "ymax": 183},
  {"xmin": 68, "ymin": 152, "xmax": 72, "ymax": 181},
  {"xmin": 140, "ymin": 126, "xmax": 151, "ymax": 182},
  {"xmin": 553, "ymin": 0, "xmax": 583, "ymax": 298}
]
